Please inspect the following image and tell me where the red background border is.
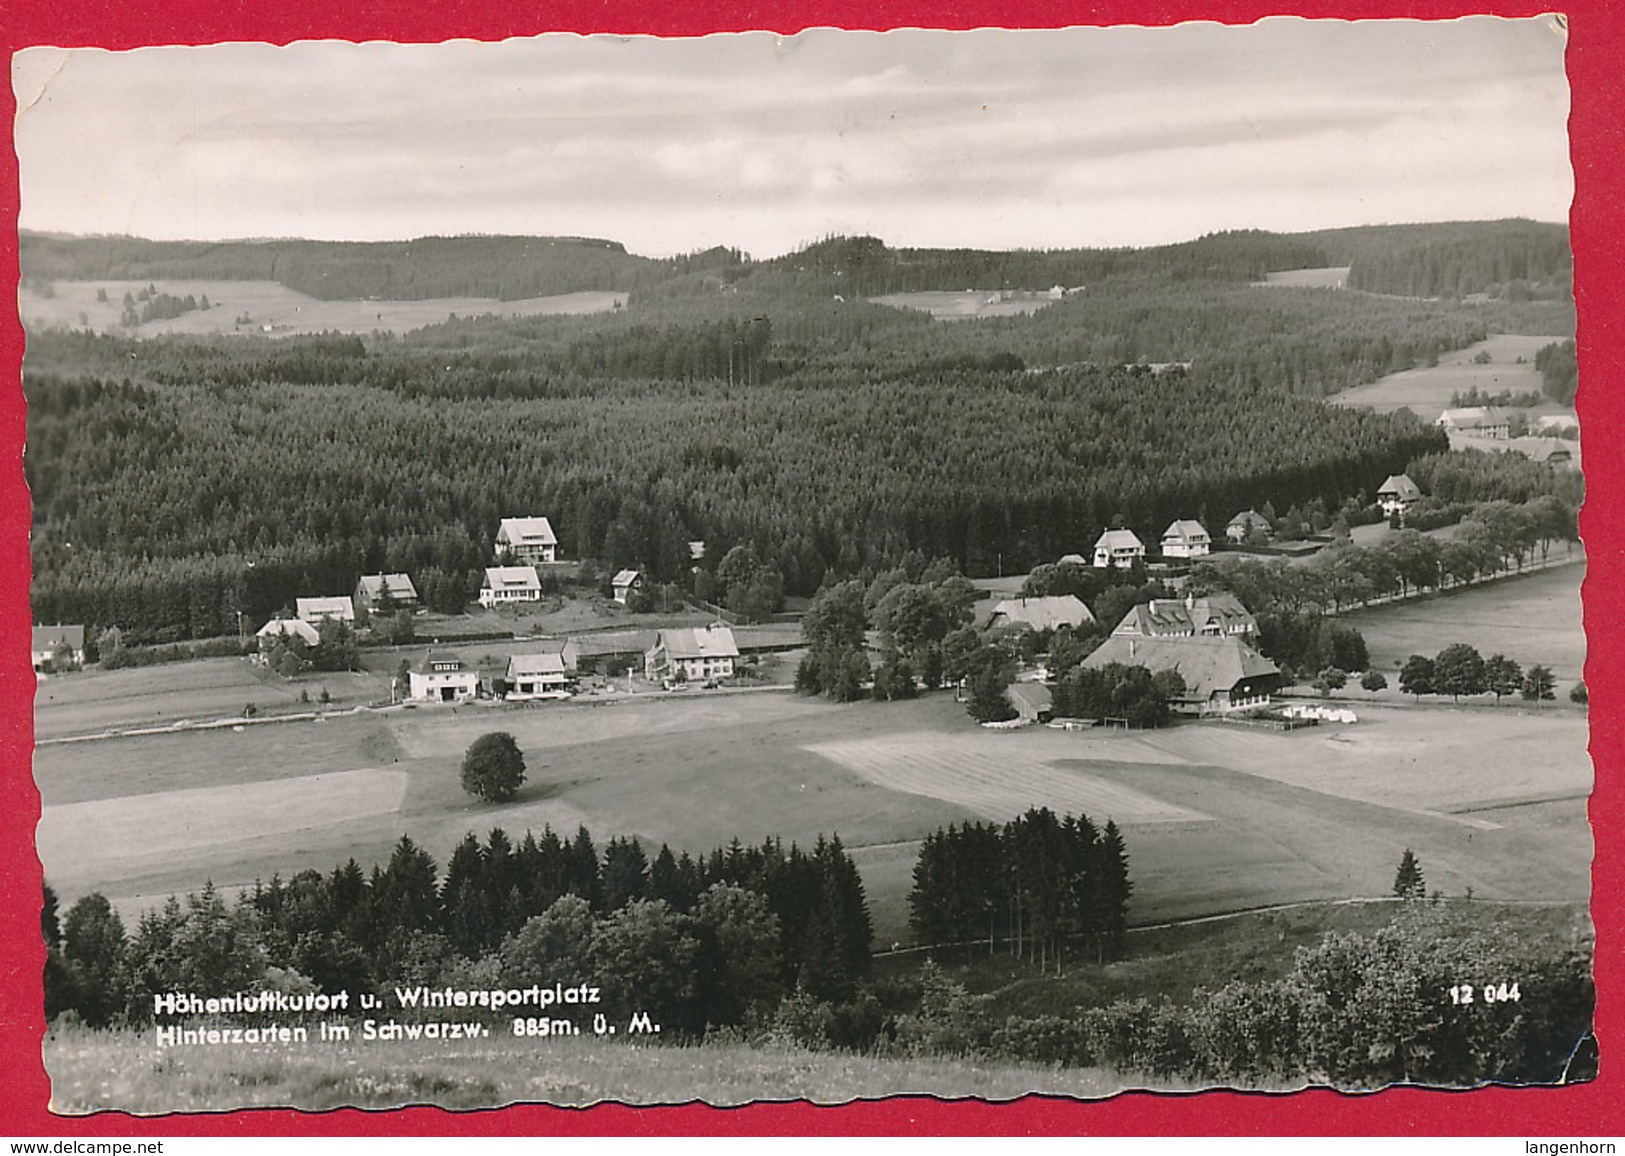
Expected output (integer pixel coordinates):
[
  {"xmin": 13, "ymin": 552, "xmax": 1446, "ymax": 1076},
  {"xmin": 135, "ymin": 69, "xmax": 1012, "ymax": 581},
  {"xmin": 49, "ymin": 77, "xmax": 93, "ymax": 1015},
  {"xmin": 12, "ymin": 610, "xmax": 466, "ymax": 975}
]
[{"xmin": 2, "ymin": 0, "xmax": 1619, "ymax": 1137}]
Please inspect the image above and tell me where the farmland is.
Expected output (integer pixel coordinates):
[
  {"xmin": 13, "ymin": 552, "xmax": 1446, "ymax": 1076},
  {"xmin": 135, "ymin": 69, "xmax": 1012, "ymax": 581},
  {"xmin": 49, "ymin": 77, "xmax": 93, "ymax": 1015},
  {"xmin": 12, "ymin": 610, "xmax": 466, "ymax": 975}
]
[
  {"xmin": 1338, "ymin": 556, "xmax": 1586, "ymax": 686},
  {"xmin": 1326, "ymin": 333, "xmax": 1569, "ymax": 420},
  {"xmin": 16, "ymin": 280, "xmax": 626, "ymax": 339},
  {"xmin": 35, "ymin": 662, "xmax": 1591, "ymax": 945}
]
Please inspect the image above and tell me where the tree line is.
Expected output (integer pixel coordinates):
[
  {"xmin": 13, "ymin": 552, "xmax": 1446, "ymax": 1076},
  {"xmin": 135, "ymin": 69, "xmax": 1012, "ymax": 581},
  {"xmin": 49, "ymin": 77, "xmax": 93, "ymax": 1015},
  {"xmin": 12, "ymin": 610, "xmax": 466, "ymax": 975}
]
[{"xmin": 46, "ymin": 823, "xmax": 873, "ymax": 1036}]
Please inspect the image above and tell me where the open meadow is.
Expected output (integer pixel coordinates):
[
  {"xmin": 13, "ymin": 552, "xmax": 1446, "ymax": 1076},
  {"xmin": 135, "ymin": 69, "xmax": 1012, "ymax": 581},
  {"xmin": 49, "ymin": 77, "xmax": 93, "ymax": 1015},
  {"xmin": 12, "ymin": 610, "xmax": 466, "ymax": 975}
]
[
  {"xmin": 18, "ymin": 280, "xmax": 626, "ymax": 338},
  {"xmin": 1338, "ymin": 558, "xmax": 1585, "ymax": 686},
  {"xmin": 35, "ymin": 660, "xmax": 1592, "ymax": 943},
  {"xmin": 1325, "ymin": 333, "xmax": 1570, "ymax": 419}
]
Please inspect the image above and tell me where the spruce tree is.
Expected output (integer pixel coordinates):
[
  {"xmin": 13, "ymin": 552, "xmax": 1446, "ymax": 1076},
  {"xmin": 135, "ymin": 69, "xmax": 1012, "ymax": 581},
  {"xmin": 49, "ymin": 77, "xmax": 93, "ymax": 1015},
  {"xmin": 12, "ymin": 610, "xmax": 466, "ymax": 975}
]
[{"xmin": 1393, "ymin": 848, "xmax": 1426, "ymax": 899}]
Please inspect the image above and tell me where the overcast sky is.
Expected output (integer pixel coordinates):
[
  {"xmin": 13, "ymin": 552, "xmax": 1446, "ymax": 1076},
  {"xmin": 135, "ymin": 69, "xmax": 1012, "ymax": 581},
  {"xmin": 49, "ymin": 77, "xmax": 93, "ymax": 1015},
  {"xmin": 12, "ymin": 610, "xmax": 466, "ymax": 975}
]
[{"xmin": 12, "ymin": 18, "xmax": 1572, "ymax": 258}]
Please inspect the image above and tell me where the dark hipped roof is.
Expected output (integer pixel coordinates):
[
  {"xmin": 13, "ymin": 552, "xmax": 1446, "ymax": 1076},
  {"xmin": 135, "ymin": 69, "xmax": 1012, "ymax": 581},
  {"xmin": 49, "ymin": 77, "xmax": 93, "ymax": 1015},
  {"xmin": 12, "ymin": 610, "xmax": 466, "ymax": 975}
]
[{"xmin": 1082, "ymin": 635, "xmax": 1279, "ymax": 701}]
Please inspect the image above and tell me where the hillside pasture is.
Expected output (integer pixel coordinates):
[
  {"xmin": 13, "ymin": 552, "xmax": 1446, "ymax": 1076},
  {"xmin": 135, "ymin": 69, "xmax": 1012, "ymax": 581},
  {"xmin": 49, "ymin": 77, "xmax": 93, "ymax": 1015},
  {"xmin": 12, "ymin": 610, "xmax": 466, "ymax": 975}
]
[
  {"xmin": 1325, "ymin": 333, "xmax": 1569, "ymax": 419},
  {"xmin": 1337, "ymin": 559, "xmax": 1585, "ymax": 686},
  {"xmin": 18, "ymin": 280, "xmax": 626, "ymax": 339},
  {"xmin": 1254, "ymin": 266, "xmax": 1350, "ymax": 288},
  {"xmin": 870, "ymin": 290, "xmax": 1058, "ymax": 320}
]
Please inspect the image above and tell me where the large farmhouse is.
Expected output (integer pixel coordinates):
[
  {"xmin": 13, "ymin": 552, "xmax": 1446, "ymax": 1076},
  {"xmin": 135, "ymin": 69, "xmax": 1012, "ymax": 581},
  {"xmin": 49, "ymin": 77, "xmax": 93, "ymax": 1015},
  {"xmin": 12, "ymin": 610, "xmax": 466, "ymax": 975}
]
[
  {"xmin": 1082, "ymin": 634, "xmax": 1281, "ymax": 716},
  {"xmin": 479, "ymin": 566, "xmax": 543, "ymax": 608},
  {"xmin": 1111, "ymin": 593, "xmax": 1258, "ymax": 640},
  {"xmin": 645, "ymin": 624, "xmax": 739, "ymax": 684},
  {"xmin": 1093, "ymin": 529, "xmax": 1146, "ymax": 569},
  {"xmin": 409, "ymin": 652, "xmax": 479, "ymax": 703},
  {"xmin": 985, "ymin": 595, "xmax": 1095, "ymax": 633},
  {"xmin": 1437, "ymin": 407, "xmax": 1513, "ymax": 439},
  {"xmin": 495, "ymin": 516, "xmax": 558, "ymax": 564}
]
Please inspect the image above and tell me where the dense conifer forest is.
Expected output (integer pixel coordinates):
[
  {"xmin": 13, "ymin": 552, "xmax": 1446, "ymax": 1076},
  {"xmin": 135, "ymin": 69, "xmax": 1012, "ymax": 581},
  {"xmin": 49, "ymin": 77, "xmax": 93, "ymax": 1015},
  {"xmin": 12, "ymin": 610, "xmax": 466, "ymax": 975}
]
[{"xmin": 23, "ymin": 221, "xmax": 1573, "ymax": 642}]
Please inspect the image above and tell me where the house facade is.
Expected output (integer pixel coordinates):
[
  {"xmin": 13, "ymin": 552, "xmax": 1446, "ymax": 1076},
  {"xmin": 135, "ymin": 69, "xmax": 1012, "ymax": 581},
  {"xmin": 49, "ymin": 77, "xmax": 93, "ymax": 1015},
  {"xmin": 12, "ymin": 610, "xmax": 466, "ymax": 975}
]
[
  {"xmin": 1377, "ymin": 474, "xmax": 1423, "ymax": 519},
  {"xmin": 409, "ymin": 652, "xmax": 479, "ymax": 702},
  {"xmin": 1437, "ymin": 407, "xmax": 1513, "ymax": 439},
  {"xmin": 479, "ymin": 566, "xmax": 543, "ymax": 608},
  {"xmin": 32, "ymin": 624, "xmax": 85, "ymax": 673},
  {"xmin": 645, "ymin": 624, "xmax": 739, "ymax": 683},
  {"xmin": 1082, "ymin": 634, "xmax": 1282, "ymax": 716},
  {"xmin": 1160, "ymin": 519, "xmax": 1212, "ymax": 559},
  {"xmin": 354, "ymin": 573, "xmax": 419, "ymax": 613},
  {"xmin": 1226, "ymin": 510, "xmax": 1271, "ymax": 543},
  {"xmin": 296, "ymin": 596, "xmax": 356, "ymax": 624},
  {"xmin": 495, "ymin": 516, "xmax": 558, "ymax": 564},
  {"xmin": 611, "ymin": 569, "xmax": 644, "ymax": 605},
  {"xmin": 504, "ymin": 653, "xmax": 570, "ymax": 700},
  {"xmin": 1092, "ymin": 529, "xmax": 1146, "ymax": 569}
]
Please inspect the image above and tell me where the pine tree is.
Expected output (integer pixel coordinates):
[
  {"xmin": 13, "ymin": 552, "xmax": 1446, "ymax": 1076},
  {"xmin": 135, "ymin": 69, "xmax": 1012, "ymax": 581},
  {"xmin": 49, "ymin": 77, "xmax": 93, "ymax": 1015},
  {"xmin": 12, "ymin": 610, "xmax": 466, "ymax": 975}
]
[{"xmin": 1393, "ymin": 848, "xmax": 1426, "ymax": 899}]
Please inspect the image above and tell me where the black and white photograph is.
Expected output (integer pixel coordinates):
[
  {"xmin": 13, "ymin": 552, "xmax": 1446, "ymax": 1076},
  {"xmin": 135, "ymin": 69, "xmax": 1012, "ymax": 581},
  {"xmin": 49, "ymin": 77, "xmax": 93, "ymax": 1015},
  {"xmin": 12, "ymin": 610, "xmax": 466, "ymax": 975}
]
[{"xmin": 14, "ymin": 19, "xmax": 1593, "ymax": 1113}]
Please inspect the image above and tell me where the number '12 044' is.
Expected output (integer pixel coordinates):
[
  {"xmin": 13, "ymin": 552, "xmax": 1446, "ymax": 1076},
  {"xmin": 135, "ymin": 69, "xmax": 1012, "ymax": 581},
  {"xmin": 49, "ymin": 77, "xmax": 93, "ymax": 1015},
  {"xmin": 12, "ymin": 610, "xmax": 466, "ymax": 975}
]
[{"xmin": 1449, "ymin": 983, "xmax": 1522, "ymax": 1004}]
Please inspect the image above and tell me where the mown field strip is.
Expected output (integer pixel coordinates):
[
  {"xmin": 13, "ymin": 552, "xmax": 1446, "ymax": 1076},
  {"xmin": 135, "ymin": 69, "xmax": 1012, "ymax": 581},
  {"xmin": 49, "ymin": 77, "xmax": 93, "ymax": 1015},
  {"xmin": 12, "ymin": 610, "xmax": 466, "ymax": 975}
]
[
  {"xmin": 37, "ymin": 767, "xmax": 409, "ymax": 876},
  {"xmin": 804, "ymin": 733, "xmax": 1208, "ymax": 824}
]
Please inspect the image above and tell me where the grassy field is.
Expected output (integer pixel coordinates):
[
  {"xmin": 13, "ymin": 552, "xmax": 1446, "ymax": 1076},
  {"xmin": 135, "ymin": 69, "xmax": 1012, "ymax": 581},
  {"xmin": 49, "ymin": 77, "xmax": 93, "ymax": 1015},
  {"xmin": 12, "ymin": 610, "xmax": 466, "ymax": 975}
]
[
  {"xmin": 35, "ymin": 648, "xmax": 1593, "ymax": 944},
  {"xmin": 1254, "ymin": 266, "xmax": 1350, "ymax": 288},
  {"xmin": 43, "ymin": 1022, "xmax": 1163, "ymax": 1113},
  {"xmin": 1338, "ymin": 559, "xmax": 1586, "ymax": 686},
  {"xmin": 19, "ymin": 280, "xmax": 625, "ymax": 338},
  {"xmin": 1325, "ymin": 333, "xmax": 1571, "ymax": 420},
  {"xmin": 869, "ymin": 290, "xmax": 1058, "ymax": 320}
]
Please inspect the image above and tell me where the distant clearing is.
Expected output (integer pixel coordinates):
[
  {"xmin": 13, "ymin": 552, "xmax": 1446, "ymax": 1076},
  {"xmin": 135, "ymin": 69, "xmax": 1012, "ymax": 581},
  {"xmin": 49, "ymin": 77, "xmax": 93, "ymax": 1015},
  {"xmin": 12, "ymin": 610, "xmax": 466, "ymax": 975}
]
[
  {"xmin": 1326, "ymin": 333, "xmax": 1570, "ymax": 419},
  {"xmin": 18, "ymin": 280, "xmax": 626, "ymax": 338},
  {"xmin": 1254, "ymin": 266, "xmax": 1351, "ymax": 288},
  {"xmin": 870, "ymin": 290, "xmax": 1058, "ymax": 320},
  {"xmin": 806, "ymin": 731, "xmax": 1206, "ymax": 824},
  {"xmin": 1339, "ymin": 559, "xmax": 1585, "ymax": 685}
]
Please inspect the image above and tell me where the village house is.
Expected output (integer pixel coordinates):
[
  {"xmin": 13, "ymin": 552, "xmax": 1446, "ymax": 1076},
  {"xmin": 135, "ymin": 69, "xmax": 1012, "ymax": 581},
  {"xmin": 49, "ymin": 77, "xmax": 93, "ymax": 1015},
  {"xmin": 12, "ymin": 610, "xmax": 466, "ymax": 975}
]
[
  {"xmin": 1092, "ymin": 529, "xmax": 1146, "ymax": 569},
  {"xmin": 1226, "ymin": 510, "xmax": 1271, "ymax": 543},
  {"xmin": 479, "ymin": 565, "xmax": 543, "ymax": 608},
  {"xmin": 354, "ymin": 573, "xmax": 419, "ymax": 614},
  {"xmin": 1160, "ymin": 519, "xmax": 1212, "ymax": 559},
  {"xmin": 256, "ymin": 616, "xmax": 322, "ymax": 652},
  {"xmin": 645, "ymin": 624, "xmax": 739, "ymax": 684},
  {"xmin": 32, "ymin": 624, "xmax": 85, "ymax": 673},
  {"xmin": 1111, "ymin": 592, "xmax": 1259, "ymax": 640},
  {"xmin": 612, "ymin": 569, "xmax": 644, "ymax": 605},
  {"xmin": 1081, "ymin": 634, "xmax": 1282, "ymax": 716},
  {"xmin": 409, "ymin": 651, "xmax": 479, "ymax": 703},
  {"xmin": 985, "ymin": 595, "xmax": 1095, "ymax": 633},
  {"xmin": 495, "ymin": 516, "xmax": 558, "ymax": 564},
  {"xmin": 1436, "ymin": 407, "xmax": 1513, "ymax": 439},
  {"xmin": 503, "ymin": 652, "xmax": 570, "ymax": 700},
  {"xmin": 1377, "ymin": 474, "xmax": 1423, "ymax": 520},
  {"xmin": 296, "ymin": 597, "xmax": 356, "ymax": 624}
]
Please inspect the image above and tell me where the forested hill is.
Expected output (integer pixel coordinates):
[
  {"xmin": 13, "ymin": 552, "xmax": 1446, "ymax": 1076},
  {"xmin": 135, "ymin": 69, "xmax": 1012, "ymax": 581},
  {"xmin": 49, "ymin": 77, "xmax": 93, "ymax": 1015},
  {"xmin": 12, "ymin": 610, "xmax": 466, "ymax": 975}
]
[
  {"xmin": 22, "ymin": 219, "xmax": 1569, "ymax": 303},
  {"xmin": 1301, "ymin": 219, "xmax": 1572, "ymax": 300},
  {"xmin": 18, "ymin": 233, "xmax": 747, "ymax": 301}
]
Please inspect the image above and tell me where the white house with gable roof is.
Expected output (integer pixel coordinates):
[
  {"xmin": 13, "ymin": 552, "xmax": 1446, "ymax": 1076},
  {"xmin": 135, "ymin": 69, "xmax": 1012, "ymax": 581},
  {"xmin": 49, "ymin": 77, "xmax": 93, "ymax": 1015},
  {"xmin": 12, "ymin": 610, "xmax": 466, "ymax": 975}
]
[{"xmin": 495, "ymin": 516, "xmax": 558, "ymax": 564}]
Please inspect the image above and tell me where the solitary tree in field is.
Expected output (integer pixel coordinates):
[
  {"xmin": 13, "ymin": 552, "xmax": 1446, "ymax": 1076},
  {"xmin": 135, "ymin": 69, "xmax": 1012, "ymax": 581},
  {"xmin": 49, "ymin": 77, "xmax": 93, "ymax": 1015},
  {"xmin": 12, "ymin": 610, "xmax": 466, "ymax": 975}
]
[
  {"xmin": 461, "ymin": 731, "xmax": 527, "ymax": 803},
  {"xmin": 1431, "ymin": 643, "xmax": 1486, "ymax": 702},
  {"xmin": 1393, "ymin": 849, "xmax": 1426, "ymax": 900},
  {"xmin": 1313, "ymin": 667, "xmax": 1348, "ymax": 697},
  {"xmin": 1360, "ymin": 670, "xmax": 1388, "ymax": 695},
  {"xmin": 1571, "ymin": 681, "xmax": 1588, "ymax": 706}
]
